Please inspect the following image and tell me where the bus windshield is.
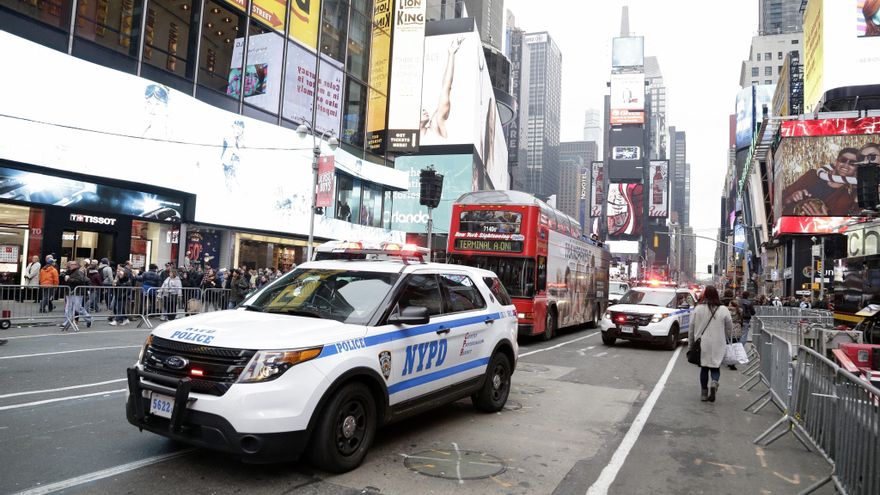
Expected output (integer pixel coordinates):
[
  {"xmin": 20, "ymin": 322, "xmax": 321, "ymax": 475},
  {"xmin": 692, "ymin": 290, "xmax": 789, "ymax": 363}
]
[
  {"xmin": 448, "ymin": 255, "xmax": 535, "ymax": 298},
  {"xmin": 458, "ymin": 210, "xmax": 522, "ymax": 234}
]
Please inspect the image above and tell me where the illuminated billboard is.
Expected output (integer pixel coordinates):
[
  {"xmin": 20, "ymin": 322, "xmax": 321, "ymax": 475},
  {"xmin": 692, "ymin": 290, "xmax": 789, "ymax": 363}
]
[
  {"xmin": 387, "ymin": 154, "xmax": 474, "ymax": 233},
  {"xmin": 289, "ymin": 0, "xmax": 321, "ymax": 48},
  {"xmin": 386, "ymin": 0, "xmax": 426, "ymax": 152},
  {"xmin": 366, "ymin": 0, "xmax": 392, "ymax": 152},
  {"xmin": 611, "ymin": 37, "xmax": 644, "ymax": 67},
  {"xmin": 610, "ymin": 73, "xmax": 645, "ymax": 125},
  {"xmin": 608, "ymin": 126, "xmax": 644, "ymax": 182},
  {"xmin": 735, "ymin": 84, "xmax": 775, "ymax": 150},
  {"xmin": 648, "ymin": 160, "xmax": 668, "ymax": 218},
  {"xmin": 590, "ymin": 161, "xmax": 604, "ymax": 217},
  {"xmin": 606, "ymin": 183, "xmax": 643, "ymax": 239},
  {"xmin": 804, "ymin": 0, "xmax": 880, "ymax": 112},
  {"xmin": 774, "ymin": 119, "xmax": 880, "ymax": 218}
]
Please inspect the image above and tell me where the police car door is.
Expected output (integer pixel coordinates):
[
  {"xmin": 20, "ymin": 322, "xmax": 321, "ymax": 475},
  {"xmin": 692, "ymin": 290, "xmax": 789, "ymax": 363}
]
[
  {"xmin": 375, "ymin": 272, "xmax": 467, "ymax": 405},
  {"xmin": 676, "ymin": 290, "xmax": 695, "ymax": 336}
]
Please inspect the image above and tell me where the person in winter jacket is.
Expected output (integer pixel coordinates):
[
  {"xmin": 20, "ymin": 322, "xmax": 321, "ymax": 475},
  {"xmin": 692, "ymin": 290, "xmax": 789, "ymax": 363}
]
[
  {"xmin": 86, "ymin": 260, "xmax": 102, "ymax": 312},
  {"xmin": 39, "ymin": 259, "xmax": 59, "ymax": 313},
  {"xmin": 136, "ymin": 264, "xmax": 162, "ymax": 315},
  {"xmin": 159, "ymin": 269, "xmax": 183, "ymax": 320},
  {"xmin": 110, "ymin": 264, "xmax": 133, "ymax": 326},
  {"xmin": 63, "ymin": 260, "xmax": 92, "ymax": 328},
  {"xmin": 738, "ymin": 291, "xmax": 756, "ymax": 345},
  {"xmin": 227, "ymin": 269, "xmax": 249, "ymax": 309},
  {"xmin": 688, "ymin": 286, "xmax": 735, "ymax": 403}
]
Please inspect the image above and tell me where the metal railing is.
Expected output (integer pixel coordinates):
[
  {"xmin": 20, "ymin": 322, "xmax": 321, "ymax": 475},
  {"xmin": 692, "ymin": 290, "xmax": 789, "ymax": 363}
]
[
  {"xmin": 0, "ymin": 285, "xmax": 71, "ymax": 329},
  {"xmin": 747, "ymin": 318, "xmax": 880, "ymax": 495}
]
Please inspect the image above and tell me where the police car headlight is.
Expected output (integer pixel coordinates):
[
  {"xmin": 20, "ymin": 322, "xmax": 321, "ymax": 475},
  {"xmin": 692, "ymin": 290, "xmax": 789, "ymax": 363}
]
[
  {"xmin": 238, "ymin": 347, "xmax": 323, "ymax": 383},
  {"xmin": 651, "ymin": 313, "xmax": 670, "ymax": 323},
  {"xmin": 137, "ymin": 334, "xmax": 153, "ymax": 364}
]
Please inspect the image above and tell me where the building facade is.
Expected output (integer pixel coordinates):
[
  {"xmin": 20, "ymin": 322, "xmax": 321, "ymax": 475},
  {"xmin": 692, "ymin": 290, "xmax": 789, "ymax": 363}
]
[
  {"xmin": 522, "ymin": 31, "xmax": 562, "ymax": 200},
  {"xmin": 645, "ymin": 56, "xmax": 667, "ymax": 160},
  {"xmin": 668, "ymin": 127, "xmax": 690, "ymax": 227},
  {"xmin": 759, "ymin": 0, "xmax": 804, "ymax": 35},
  {"xmin": 582, "ymin": 109, "xmax": 602, "ymax": 154},
  {"xmin": 740, "ymin": 32, "xmax": 804, "ymax": 88},
  {"xmin": 557, "ymin": 141, "xmax": 598, "ymax": 220},
  {"xmin": 464, "ymin": 0, "xmax": 504, "ymax": 51}
]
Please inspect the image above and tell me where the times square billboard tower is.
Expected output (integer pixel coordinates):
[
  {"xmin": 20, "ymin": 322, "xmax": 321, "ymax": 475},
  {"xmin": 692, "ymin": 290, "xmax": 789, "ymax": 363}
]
[{"xmin": 591, "ymin": 7, "xmax": 670, "ymax": 280}]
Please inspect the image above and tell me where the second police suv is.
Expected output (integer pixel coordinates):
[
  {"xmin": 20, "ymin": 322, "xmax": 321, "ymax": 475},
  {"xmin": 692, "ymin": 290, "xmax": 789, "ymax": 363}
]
[
  {"xmin": 600, "ymin": 281, "xmax": 697, "ymax": 350},
  {"xmin": 126, "ymin": 243, "xmax": 518, "ymax": 472}
]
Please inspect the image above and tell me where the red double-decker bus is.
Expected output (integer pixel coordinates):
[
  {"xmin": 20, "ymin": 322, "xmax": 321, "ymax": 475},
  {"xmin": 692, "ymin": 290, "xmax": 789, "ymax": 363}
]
[{"xmin": 447, "ymin": 191, "xmax": 610, "ymax": 340}]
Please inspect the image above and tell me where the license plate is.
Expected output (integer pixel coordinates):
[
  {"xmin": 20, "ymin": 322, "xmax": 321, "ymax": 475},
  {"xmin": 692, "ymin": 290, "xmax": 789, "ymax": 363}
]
[
  {"xmin": 620, "ymin": 325, "xmax": 634, "ymax": 334},
  {"xmin": 149, "ymin": 392, "xmax": 174, "ymax": 419}
]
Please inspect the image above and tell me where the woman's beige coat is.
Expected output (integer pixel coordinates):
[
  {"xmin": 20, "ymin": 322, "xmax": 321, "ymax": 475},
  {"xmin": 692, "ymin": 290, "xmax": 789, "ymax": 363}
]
[{"xmin": 688, "ymin": 304, "xmax": 734, "ymax": 368}]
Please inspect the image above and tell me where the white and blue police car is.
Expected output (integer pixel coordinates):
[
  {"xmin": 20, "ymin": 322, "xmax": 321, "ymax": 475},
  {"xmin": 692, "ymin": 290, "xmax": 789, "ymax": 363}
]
[
  {"xmin": 127, "ymin": 246, "xmax": 518, "ymax": 473},
  {"xmin": 599, "ymin": 285, "xmax": 696, "ymax": 350}
]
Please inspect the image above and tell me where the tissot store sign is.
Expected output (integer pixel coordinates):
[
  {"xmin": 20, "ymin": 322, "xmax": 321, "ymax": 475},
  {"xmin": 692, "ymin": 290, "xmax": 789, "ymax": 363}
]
[{"xmin": 69, "ymin": 213, "xmax": 117, "ymax": 226}]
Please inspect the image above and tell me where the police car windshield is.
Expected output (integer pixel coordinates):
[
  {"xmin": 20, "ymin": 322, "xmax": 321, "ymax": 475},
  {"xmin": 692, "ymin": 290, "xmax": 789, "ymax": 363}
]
[
  {"xmin": 618, "ymin": 289, "xmax": 675, "ymax": 307},
  {"xmin": 247, "ymin": 269, "xmax": 400, "ymax": 324}
]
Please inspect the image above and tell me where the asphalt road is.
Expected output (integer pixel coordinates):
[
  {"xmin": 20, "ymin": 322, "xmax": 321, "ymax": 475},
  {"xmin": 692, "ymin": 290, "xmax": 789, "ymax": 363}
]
[{"xmin": 0, "ymin": 317, "xmax": 834, "ymax": 495}]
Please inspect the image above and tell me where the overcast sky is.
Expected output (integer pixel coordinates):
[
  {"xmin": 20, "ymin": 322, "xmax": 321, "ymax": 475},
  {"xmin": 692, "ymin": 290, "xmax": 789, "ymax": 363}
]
[{"xmin": 505, "ymin": 0, "xmax": 759, "ymax": 275}]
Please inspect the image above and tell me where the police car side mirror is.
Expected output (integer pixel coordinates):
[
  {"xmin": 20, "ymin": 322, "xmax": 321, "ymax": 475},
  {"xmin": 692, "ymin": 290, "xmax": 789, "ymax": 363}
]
[
  {"xmin": 388, "ymin": 306, "xmax": 430, "ymax": 325},
  {"xmin": 678, "ymin": 303, "xmax": 690, "ymax": 310}
]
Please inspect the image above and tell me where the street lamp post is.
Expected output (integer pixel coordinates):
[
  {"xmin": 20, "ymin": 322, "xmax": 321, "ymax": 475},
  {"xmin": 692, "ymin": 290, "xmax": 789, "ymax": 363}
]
[{"xmin": 296, "ymin": 123, "xmax": 339, "ymax": 261}]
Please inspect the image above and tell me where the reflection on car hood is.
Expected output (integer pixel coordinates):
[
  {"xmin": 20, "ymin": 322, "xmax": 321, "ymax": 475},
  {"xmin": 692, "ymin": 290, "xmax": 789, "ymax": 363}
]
[
  {"xmin": 150, "ymin": 310, "xmax": 366, "ymax": 350},
  {"xmin": 607, "ymin": 304, "xmax": 672, "ymax": 315}
]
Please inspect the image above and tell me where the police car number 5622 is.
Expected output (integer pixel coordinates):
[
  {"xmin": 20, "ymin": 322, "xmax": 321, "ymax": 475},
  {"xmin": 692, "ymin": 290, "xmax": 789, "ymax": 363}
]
[{"xmin": 126, "ymin": 252, "xmax": 518, "ymax": 473}]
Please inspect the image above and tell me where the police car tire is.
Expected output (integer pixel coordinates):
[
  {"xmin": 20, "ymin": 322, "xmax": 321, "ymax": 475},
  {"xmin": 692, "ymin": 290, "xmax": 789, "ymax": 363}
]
[
  {"xmin": 307, "ymin": 382, "xmax": 377, "ymax": 473},
  {"xmin": 473, "ymin": 353, "xmax": 512, "ymax": 412},
  {"xmin": 601, "ymin": 332, "xmax": 616, "ymax": 346},
  {"xmin": 665, "ymin": 326, "xmax": 680, "ymax": 351}
]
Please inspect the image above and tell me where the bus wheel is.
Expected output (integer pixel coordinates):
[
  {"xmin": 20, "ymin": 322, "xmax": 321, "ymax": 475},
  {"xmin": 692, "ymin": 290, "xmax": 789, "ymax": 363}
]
[
  {"xmin": 587, "ymin": 305, "xmax": 600, "ymax": 328},
  {"xmin": 543, "ymin": 310, "xmax": 556, "ymax": 341}
]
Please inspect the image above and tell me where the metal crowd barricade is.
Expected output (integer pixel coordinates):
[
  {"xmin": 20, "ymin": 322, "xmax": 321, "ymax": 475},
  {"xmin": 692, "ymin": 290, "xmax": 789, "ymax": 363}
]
[
  {"xmin": 201, "ymin": 288, "xmax": 230, "ymax": 313},
  {"xmin": 0, "ymin": 285, "xmax": 71, "ymax": 329},
  {"xmin": 833, "ymin": 369, "xmax": 880, "ymax": 495},
  {"xmin": 72, "ymin": 286, "xmax": 151, "ymax": 328},
  {"xmin": 145, "ymin": 287, "xmax": 205, "ymax": 322}
]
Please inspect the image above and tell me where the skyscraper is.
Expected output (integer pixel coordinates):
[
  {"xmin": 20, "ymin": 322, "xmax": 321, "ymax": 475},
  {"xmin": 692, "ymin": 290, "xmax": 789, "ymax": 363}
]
[
  {"xmin": 758, "ymin": 0, "xmax": 804, "ymax": 35},
  {"xmin": 583, "ymin": 109, "xmax": 602, "ymax": 154},
  {"xmin": 464, "ymin": 0, "xmax": 506, "ymax": 51},
  {"xmin": 557, "ymin": 141, "xmax": 598, "ymax": 220},
  {"xmin": 669, "ymin": 127, "xmax": 689, "ymax": 227},
  {"xmin": 645, "ymin": 56, "xmax": 667, "ymax": 159},
  {"xmin": 522, "ymin": 32, "xmax": 563, "ymax": 200}
]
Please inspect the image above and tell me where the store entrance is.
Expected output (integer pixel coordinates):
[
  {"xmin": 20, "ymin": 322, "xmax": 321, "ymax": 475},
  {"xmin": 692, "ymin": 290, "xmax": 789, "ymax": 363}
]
[{"xmin": 61, "ymin": 230, "xmax": 114, "ymax": 265}]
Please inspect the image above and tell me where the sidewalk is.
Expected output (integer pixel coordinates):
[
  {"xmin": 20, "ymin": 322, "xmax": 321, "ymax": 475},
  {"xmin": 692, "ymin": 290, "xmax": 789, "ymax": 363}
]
[{"xmin": 605, "ymin": 347, "xmax": 835, "ymax": 495}]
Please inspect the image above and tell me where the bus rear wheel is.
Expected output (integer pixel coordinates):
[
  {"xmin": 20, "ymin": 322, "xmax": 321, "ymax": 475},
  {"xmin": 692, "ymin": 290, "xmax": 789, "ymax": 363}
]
[{"xmin": 542, "ymin": 310, "xmax": 556, "ymax": 341}]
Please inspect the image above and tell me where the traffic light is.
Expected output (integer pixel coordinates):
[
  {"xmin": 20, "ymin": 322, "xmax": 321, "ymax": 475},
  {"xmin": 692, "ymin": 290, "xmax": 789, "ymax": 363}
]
[
  {"xmin": 857, "ymin": 164, "xmax": 880, "ymax": 209},
  {"xmin": 419, "ymin": 167, "xmax": 444, "ymax": 209}
]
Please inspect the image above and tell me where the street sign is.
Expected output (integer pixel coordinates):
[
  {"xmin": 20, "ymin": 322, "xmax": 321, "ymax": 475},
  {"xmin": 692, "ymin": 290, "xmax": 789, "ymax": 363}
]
[
  {"xmin": 796, "ymin": 290, "xmax": 812, "ymax": 296},
  {"xmin": 812, "ymin": 245, "xmax": 822, "ymax": 257}
]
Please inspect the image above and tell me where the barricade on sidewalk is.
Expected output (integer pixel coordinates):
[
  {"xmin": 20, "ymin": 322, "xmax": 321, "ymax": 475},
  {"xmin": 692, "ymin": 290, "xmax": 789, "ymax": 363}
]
[
  {"xmin": 201, "ymin": 288, "xmax": 230, "ymax": 313},
  {"xmin": 0, "ymin": 285, "xmax": 71, "ymax": 329},
  {"xmin": 144, "ymin": 287, "xmax": 204, "ymax": 321},
  {"xmin": 72, "ymin": 286, "xmax": 151, "ymax": 328}
]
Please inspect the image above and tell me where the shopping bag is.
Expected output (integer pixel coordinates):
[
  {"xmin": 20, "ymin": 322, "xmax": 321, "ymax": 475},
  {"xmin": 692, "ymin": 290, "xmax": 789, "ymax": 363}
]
[{"xmin": 722, "ymin": 342, "xmax": 749, "ymax": 366}]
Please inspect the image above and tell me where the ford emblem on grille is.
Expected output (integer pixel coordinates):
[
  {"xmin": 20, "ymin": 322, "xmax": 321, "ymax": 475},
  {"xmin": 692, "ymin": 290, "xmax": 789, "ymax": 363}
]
[{"xmin": 164, "ymin": 355, "xmax": 189, "ymax": 370}]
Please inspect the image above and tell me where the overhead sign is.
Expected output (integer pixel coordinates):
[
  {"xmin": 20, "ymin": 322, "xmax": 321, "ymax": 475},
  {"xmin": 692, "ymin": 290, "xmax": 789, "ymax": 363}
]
[
  {"xmin": 524, "ymin": 33, "xmax": 548, "ymax": 44},
  {"xmin": 70, "ymin": 213, "xmax": 118, "ymax": 226},
  {"xmin": 779, "ymin": 116, "xmax": 880, "ymax": 137},
  {"xmin": 227, "ymin": 0, "xmax": 288, "ymax": 33},
  {"xmin": 773, "ymin": 216, "xmax": 864, "ymax": 235},
  {"xmin": 386, "ymin": 0, "xmax": 426, "ymax": 153}
]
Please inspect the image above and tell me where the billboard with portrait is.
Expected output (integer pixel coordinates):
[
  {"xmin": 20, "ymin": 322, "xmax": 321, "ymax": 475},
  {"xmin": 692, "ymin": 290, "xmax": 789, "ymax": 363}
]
[
  {"xmin": 0, "ymin": 31, "xmax": 405, "ymax": 244},
  {"xmin": 419, "ymin": 23, "xmax": 508, "ymax": 190},
  {"xmin": 606, "ymin": 183, "xmax": 644, "ymax": 239},
  {"xmin": 805, "ymin": 0, "xmax": 880, "ymax": 112},
  {"xmin": 590, "ymin": 161, "xmax": 604, "ymax": 218},
  {"xmin": 387, "ymin": 154, "xmax": 475, "ymax": 233},
  {"xmin": 774, "ymin": 119, "xmax": 880, "ymax": 218},
  {"xmin": 648, "ymin": 160, "xmax": 669, "ymax": 218},
  {"xmin": 611, "ymin": 37, "xmax": 644, "ymax": 67}
]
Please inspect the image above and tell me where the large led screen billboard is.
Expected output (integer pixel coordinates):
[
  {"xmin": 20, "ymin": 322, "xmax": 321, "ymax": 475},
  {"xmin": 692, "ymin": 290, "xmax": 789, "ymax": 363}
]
[
  {"xmin": 611, "ymin": 37, "xmax": 644, "ymax": 67},
  {"xmin": 774, "ymin": 119, "xmax": 880, "ymax": 218},
  {"xmin": 735, "ymin": 84, "xmax": 775, "ymax": 150},
  {"xmin": 590, "ymin": 161, "xmax": 604, "ymax": 217},
  {"xmin": 648, "ymin": 160, "xmax": 669, "ymax": 218},
  {"xmin": 608, "ymin": 126, "xmax": 645, "ymax": 182},
  {"xmin": 610, "ymin": 73, "xmax": 645, "ymax": 125},
  {"xmin": 607, "ymin": 183, "xmax": 643, "ymax": 239},
  {"xmin": 387, "ymin": 154, "xmax": 475, "ymax": 233}
]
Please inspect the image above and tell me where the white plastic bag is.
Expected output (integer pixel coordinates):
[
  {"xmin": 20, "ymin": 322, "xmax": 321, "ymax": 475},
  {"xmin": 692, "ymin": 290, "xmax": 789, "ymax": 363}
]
[{"xmin": 722, "ymin": 342, "xmax": 749, "ymax": 366}]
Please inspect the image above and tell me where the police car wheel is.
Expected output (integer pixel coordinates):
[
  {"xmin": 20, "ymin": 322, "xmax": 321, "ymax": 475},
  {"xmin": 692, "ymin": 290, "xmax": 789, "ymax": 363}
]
[
  {"xmin": 665, "ymin": 327, "xmax": 680, "ymax": 351},
  {"xmin": 542, "ymin": 311, "xmax": 556, "ymax": 341},
  {"xmin": 473, "ymin": 353, "xmax": 511, "ymax": 412},
  {"xmin": 601, "ymin": 332, "xmax": 616, "ymax": 346},
  {"xmin": 308, "ymin": 382, "xmax": 377, "ymax": 473}
]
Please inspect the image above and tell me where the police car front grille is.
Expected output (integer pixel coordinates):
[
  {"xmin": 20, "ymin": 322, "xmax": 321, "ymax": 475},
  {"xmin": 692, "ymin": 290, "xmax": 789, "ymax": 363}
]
[
  {"xmin": 610, "ymin": 312, "xmax": 653, "ymax": 326},
  {"xmin": 143, "ymin": 337, "xmax": 257, "ymax": 396}
]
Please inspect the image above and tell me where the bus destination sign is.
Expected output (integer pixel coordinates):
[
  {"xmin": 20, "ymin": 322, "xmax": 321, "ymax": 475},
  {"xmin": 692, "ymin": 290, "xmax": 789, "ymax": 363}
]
[{"xmin": 453, "ymin": 239, "xmax": 524, "ymax": 253}]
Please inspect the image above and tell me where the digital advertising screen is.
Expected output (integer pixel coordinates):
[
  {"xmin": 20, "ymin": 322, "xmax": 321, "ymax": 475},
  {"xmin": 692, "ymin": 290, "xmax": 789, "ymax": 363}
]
[
  {"xmin": 387, "ymin": 154, "xmax": 475, "ymax": 233},
  {"xmin": 590, "ymin": 161, "xmax": 604, "ymax": 218},
  {"xmin": 608, "ymin": 126, "xmax": 645, "ymax": 182},
  {"xmin": 611, "ymin": 36, "xmax": 644, "ymax": 67},
  {"xmin": 648, "ymin": 160, "xmax": 669, "ymax": 218},
  {"xmin": 606, "ymin": 182, "xmax": 644, "ymax": 239}
]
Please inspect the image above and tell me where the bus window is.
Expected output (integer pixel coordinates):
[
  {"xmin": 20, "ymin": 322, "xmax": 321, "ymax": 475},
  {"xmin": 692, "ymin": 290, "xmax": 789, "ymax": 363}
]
[{"xmin": 537, "ymin": 256, "xmax": 547, "ymax": 292}]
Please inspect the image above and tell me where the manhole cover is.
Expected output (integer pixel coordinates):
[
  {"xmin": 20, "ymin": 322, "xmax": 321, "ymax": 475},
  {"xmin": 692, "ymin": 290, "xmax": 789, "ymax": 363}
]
[
  {"xmin": 503, "ymin": 400, "xmax": 523, "ymax": 411},
  {"xmin": 404, "ymin": 449, "xmax": 506, "ymax": 480},
  {"xmin": 517, "ymin": 363, "xmax": 550, "ymax": 373},
  {"xmin": 514, "ymin": 385, "xmax": 545, "ymax": 395}
]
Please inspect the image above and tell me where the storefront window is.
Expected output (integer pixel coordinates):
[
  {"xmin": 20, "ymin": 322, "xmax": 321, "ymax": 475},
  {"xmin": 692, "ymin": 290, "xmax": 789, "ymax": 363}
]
[
  {"xmin": 73, "ymin": 0, "xmax": 142, "ymax": 59},
  {"xmin": 360, "ymin": 184, "xmax": 383, "ymax": 228},
  {"xmin": 335, "ymin": 174, "xmax": 361, "ymax": 224},
  {"xmin": 141, "ymin": 0, "xmax": 200, "ymax": 86},
  {"xmin": 0, "ymin": 0, "xmax": 72, "ymax": 29},
  {"xmin": 197, "ymin": 1, "xmax": 246, "ymax": 100},
  {"xmin": 346, "ymin": 6, "xmax": 370, "ymax": 81},
  {"xmin": 132, "ymin": 220, "xmax": 178, "ymax": 269},
  {"xmin": 383, "ymin": 190, "xmax": 393, "ymax": 230},
  {"xmin": 240, "ymin": 24, "xmax": 284, "ymax": 115},
  {"xmin": 0, "ymin": 204, "xmax": 34, "ymax": 284},
  {"xmin": 321, "ymin": 0, "xmax": 348, "ymax": 63},
  {"xmin": 342, "ymin": 79, "xmax": 366, "ymax": 147}
]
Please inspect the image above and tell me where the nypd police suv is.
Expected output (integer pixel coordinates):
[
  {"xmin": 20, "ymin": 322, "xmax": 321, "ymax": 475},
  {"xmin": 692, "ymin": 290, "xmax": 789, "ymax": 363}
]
[
  {"xmin": 599, "ymin": 285, "xmax": 696, "ymax": 350},
  {"xmin": 126, "ymin": 245, "xmax": 518, "ymax": 473}
]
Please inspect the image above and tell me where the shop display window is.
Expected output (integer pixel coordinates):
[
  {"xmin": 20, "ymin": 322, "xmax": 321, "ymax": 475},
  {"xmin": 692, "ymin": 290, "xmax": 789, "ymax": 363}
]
[
  {"xmin": 320, "ymin": 0, "xmax": 348, "ymax": 63},
  {"xmin": 73, "ymin": 0, "xmax": 142, "ymax": 58},
  {"xmin": 0, "ymin": 0, "xmax": 72, "ymax": 29},
  {"xmin": 0, "ymin": 204, "xmax": 35, "ymax": 285},
  {"xmin": 334, "ymin": 174, "xmax": 361, "ymax": 224},
  {"xmin": 197, "ymin": 1, "xmax": 246, "ymax": 99},
  {"xmin": 141, "ymin": 0, "xmax": 199, "ymax": 84},
  {"xmin": 360, "ymin": 184, "xmax": 382, "ymax": 228}
]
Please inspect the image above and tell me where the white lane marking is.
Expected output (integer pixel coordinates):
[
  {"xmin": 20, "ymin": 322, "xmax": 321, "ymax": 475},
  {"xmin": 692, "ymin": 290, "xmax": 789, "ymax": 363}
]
[
  {"xmin": 451, "ymin": 442, "xmax": 464, "ymax": 485},
  {"xmin": 4, "ymin": 329, "xmax": 148, "ymax": 340},
  {"xmin": 0, "ymin": 345, "xmax": 140, "ymax": 360},
  {"xmin": 9, "ymin": 449, "xmax": 194, "ymax": 495},
  {"xmin": 594, "ymin": 352, "xmax": 608, "ymax": 358},
  {"xmin": 518, "ymin": 332, "xmax": 599, "ymax": 358},
  {"xmin": 0, "ymin": 389, "xmax": 125, "ymax": 412},
  {"xmin": 0, "ymin": 379, "xmax": 126, "ymax": 399},
  {"xmin": 585, "ymin": 346, "xmax": 683, "ymax": 495},
  {"xmin": 587, "ymin": 345, "xmax": 597, "ymax": 350}
]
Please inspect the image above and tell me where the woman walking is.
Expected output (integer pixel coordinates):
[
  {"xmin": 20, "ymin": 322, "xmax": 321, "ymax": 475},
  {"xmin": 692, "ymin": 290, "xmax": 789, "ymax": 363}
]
[{"xmin": 688, "ymin": 286, "xmax": 734, "ymax": 402}]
